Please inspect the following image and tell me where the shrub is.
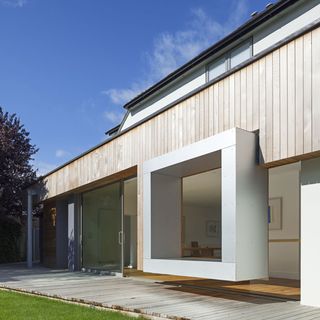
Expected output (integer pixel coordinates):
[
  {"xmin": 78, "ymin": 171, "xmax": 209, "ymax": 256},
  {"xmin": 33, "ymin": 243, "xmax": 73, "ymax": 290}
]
[{"xmin": 0, "ymin": 217, "xmax": 22, "ymax": 263}]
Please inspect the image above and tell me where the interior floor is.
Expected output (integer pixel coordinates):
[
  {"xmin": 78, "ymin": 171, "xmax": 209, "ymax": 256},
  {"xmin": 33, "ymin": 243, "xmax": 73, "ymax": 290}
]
[{"xmin": 124, "ymin": 269, "xmax": 300, "ymax": 301}]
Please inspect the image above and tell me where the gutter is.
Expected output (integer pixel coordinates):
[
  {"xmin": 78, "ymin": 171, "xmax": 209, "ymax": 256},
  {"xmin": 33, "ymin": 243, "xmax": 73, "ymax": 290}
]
[{"xmin": 123, "ymin": 0, "xmax": 299, "ymax": 110}]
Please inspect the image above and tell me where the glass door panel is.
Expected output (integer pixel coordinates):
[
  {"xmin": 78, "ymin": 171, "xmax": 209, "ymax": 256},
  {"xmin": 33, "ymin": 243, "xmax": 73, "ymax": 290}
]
[
  {"xmin": 82, "ymin": 182, "xmax": 122, "ymax": 272},
  {"xmin": 123, "ymin": 177, "xmax": 137, "ymax": 270}
]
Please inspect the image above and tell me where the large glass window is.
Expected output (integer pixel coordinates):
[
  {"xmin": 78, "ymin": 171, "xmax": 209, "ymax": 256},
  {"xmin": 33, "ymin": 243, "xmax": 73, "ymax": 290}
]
[
  {"xmin": 182, "ymin": 169, "xmax": 222, "ymax": 260},
  {"xmin": 82, "ymin": 182, "xmax": 122, "ymax": 271}
]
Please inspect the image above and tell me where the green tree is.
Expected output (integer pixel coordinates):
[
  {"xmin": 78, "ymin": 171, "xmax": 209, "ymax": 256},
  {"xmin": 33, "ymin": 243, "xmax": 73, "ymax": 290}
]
[{"xmin": 0, "ymin": 107, "xmax": 38, "ymax": 217}]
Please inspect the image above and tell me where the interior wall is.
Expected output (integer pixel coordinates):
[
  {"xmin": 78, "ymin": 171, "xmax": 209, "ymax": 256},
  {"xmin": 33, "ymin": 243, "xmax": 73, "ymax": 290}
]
[
  {"xmin": 151, "ymin": 173, "xmax": 181, "ymax": 259},
  {"xmin": 182, "ymin": 169, "xmax": 222, "ymax": 252},
  {"xmin": 301, "ymin": 157, "xmax": 320, "ymax": 307},
  {"xmin": 268, "ymin": 163, "xmax": 300, "ymax": 280},
  {"xmin": 183, "ymin": 205, "xmax": 221, "ymax": 248}
]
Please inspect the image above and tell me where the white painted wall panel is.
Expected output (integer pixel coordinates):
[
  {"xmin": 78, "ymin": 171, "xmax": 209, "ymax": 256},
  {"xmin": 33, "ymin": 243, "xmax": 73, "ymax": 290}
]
[
  {"xmin": 221, "ymin": 145, "xmax": 236, "ymax": 264},
  {"xmin": 144, "ymin": 259, "xmax": 236, "ymax": 281},
  {"xmin": 254, "ymin": 0, "xmax": 320, "ymax": 54},
  {"xmin": 235, "ymin": 130, "xmax": 269, "ymax": 280},
  {"xmin": 301, "ymin": 158, "xmax": 320, "ymax": 307},
  {"xmin": 151, "ymin": 173, "xmax": 181, "ymax": 258}
]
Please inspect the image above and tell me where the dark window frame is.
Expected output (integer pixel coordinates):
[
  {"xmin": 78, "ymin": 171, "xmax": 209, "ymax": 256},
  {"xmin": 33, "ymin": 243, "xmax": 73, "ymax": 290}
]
[{"xmin": 206, "ymin": 37, "xmax": 253, "ymax": 82}]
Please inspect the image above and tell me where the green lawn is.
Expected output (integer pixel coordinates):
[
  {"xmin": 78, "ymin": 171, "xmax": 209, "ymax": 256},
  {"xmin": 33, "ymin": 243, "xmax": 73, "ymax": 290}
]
[{"xmin": 0, "ymin": 289, "xmax": 139, "ymax": 320}]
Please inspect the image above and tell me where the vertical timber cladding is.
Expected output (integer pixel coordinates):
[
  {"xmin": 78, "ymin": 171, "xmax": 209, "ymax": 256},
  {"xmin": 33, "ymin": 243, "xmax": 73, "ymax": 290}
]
[{"xmin": 43, "ymin": 26, "xmax": 320, "ymax": 269}]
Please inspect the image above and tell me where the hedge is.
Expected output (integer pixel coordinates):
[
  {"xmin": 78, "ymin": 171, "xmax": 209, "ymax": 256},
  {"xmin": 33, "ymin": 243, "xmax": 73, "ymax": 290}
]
[{"xmin": 0, "ymin": 217, "xmax": 22, "ymax": 263}]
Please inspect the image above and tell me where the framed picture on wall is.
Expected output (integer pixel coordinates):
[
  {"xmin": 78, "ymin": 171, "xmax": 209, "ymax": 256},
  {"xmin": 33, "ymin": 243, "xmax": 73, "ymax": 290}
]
[
  {"xmin": 206, "ymin": 220, "xmax": 220, "ymax": 238},
  {"xmin": 268, "ymin": 197, "xmax": 282, "ymax": 230}
]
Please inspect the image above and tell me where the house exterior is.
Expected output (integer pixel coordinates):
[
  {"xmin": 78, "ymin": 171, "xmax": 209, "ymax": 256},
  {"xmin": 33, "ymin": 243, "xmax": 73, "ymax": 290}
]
[{"xmin": 28, "ymin": 0, "xmax": 320, "ymax": 308}]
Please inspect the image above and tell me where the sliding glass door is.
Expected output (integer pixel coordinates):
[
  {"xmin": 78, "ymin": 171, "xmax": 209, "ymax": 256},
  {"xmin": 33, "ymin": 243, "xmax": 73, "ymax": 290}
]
[{"xmin": 82, "ymin": 182, "xmax": 122, "ymax": 272}]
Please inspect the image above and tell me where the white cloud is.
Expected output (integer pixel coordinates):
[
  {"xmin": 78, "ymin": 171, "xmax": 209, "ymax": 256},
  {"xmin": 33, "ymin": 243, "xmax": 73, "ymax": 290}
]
[
  {"xmin": 0, "ymin": 0, "xmax": 27, "ymax": 7},
  {"xmin": 103, "ymin": 1, "xmax": 249, "ymax": 106},
  {"xmin": 102, "ymin": 88, "xmax": 140, "ymax": 106},
  {"xmin": 104, "ymin": 110, "xmax": 125, "ymax": 124},
  {"xmin": 55, "ymin": 149, "xmax": 70, "ymax": 158},
  {"xmin": 33, "ymin": 161, "xmax": 57, "ymax": 176}
]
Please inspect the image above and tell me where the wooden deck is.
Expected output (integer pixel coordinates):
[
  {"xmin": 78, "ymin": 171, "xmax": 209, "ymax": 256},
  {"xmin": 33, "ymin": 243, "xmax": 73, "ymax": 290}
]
[
  {"xmin": 125, "ymin": 270, "xmax": 300, "ymax": 301},
  {"xmin": 0, "ymin": 264, "xmax": 319, "ymax": 320}
]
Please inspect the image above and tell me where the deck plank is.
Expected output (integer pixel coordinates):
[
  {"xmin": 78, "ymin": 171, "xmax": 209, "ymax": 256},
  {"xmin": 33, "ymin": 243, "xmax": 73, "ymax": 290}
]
[{"xmin": 0, "ymin": 264, "xmax": 320, "ymax": 320}]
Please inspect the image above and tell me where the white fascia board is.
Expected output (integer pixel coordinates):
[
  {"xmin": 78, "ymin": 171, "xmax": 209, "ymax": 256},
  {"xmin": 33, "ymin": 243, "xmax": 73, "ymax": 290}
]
[
  {"xmin": 144, "ymin": 259, "xmax": 236, "ymax": 281},
  {"xmin": 253, "ymin": 0, "xmax": 320, "ymax": 54}
]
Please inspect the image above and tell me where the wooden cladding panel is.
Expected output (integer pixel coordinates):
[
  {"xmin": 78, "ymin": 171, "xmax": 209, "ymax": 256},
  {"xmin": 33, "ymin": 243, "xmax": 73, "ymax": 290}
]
[
  {"xmin": 312, "ymin": 28, "xmax": 320, "ymax": 151},
  {"xmin": 287, "ymin": 41, "xmax": 296, "ymax": 158},
  {"xmin": 272, "ymin": 49, "xmax": 280, "ymax": 161},
  {"xmin": 47, "ymin": 28, "xmax": 320, "ymax": 197},
  {"xmin": 42, "ymin": 27, "xmax": 320, "ymax": 269},
  {"xmin": 280, "ymin": 45, "xmax": 288, "ymax": 159},
  {"xmin": 303, "ymin": 31, "xmax": 312, "ymax": 154},
  {"xmin": 44, "ymin": 27, "xmax": 320, "ymax": 199}
]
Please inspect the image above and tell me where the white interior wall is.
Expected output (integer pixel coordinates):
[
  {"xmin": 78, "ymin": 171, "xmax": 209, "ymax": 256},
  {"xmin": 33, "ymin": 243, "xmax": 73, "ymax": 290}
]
[
  {"xmin": 182, "ymin": 169, "xmax": 222, "ymax": 249},
  {"xmin": 183, "ymin": 205, "xmax": 221, "ymax": 248},
  {"xmin": 268, "ymin": 163, "xmax": 300, "ymax": 280},
  {"xmin": 151, "ymin": 173, "xmax": 181, "ymax": 259},
  {"xmin": 300, "ymin": 158, "xmax": 320, "ymax": 307}
]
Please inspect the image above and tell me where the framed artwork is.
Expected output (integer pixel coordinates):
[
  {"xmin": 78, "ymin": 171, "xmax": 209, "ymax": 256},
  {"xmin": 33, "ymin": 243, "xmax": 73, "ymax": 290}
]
[
  {"xmin": 268, "ymin": 197, "xmax": 282, "ymax": 230},
  {"xmin": 206, "ymin": 220, "xmax": 220, "ymax": 238}
]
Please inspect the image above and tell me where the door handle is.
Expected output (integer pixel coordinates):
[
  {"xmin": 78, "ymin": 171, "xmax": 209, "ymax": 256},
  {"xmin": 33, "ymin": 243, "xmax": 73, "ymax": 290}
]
[{"xmin": 118, "ymin": 231, "xmax": 124, "ymax": 245}]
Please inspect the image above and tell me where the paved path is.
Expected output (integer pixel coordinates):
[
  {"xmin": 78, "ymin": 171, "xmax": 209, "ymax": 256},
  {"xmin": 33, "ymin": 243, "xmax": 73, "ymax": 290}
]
[{"xmin": 0, "ymin": 264, "xmax": 320, "ymax": 320}]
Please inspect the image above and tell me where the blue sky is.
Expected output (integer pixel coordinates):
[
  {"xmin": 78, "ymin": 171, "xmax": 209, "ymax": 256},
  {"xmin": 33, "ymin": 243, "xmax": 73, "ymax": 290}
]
[{"xmin": 0, "ymin": 0, "xmax": 267, "ymax": 175}]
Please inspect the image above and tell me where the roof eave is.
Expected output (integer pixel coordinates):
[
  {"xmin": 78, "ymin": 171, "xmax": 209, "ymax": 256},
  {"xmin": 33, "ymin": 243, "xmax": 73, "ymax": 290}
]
[{"xmin": 123, "ymin": 0, "xmax": 299, "ymax": 111}]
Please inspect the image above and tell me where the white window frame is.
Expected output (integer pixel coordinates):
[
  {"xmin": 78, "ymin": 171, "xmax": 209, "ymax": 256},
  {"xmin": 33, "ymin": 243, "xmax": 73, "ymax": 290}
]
[{"xmin": 143, "ymin": 128, "xmax": 268, "ymax": 281}]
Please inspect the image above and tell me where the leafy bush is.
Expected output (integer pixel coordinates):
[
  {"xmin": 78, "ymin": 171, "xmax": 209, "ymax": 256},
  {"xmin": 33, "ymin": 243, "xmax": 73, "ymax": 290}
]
[{"xmin": 0, "ymin": 217, "xmax": 22, "ymax": 263}]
